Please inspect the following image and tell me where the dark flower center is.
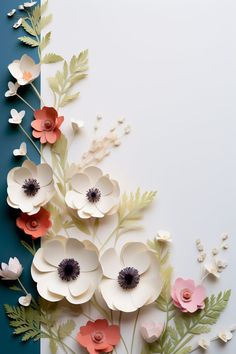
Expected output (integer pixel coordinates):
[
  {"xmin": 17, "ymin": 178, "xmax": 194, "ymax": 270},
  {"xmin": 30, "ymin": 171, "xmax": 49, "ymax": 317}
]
[
  {"xmin": 118, "ymin": 267, "xmax": 140, "ymax": 290},
  {"xmin": 86, "ymin": 187, "xmax": 101, "ymax": 203},
  {"xmin": 43, "ymin": 119, "xmax": 54, "ymax": 131},
  {"xmin": 22, "ymin": 178, "xmax": 40, "ymax": 197},
  {"xmin": 57, "ymin": 258, "xmax": 80, "ymax": 281}
]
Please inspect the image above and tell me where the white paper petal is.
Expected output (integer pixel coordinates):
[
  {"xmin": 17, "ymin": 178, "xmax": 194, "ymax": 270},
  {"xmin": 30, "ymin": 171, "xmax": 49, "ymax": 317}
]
[
  {"xmin": 66, "ymin": 239, "xmax": 99, "ymax": 271},
  {"xmin": 69, "ymin": 273, "xmax": 90, "ymax": 297},
  {"xmin": 32, "ymin": 248, "xmax": 56, "ymax": 273},
  {"xmin": 100, "ymin": 248, "xmax": 124, "ymax": 279},
  {"xmin": 71, "ymin": 173, "xmax": 90, "ymax": 194},
  {"xmin": 36, "ymin": 163, "xmax": 53, "ymax": 186},
  {"xmin": 18, "ymin": 294, "xmax": 32, "ymax": 307},
  {"xmin": 47, "ymin": 272, "xmax": 70, "ymax": 297},
  {"xmin": 96, "ymin": 195, "xmax": 116, "ymax": 214},
  {"xmin": 43, "ymin": 240, "xmax": 65, "ymax": 267},
  {"xmin": 13, "ymin": 167, "xmax": 32, "ymax": 184},
  {"xmin": 37, "ymin": 280, "xmax": 63, "ymax": 302},
  {"xmin": 83, "ymin": 166, "xmax": 103, "ymax": 184},
  {"xmin": 121, "ymin": 243, "xmax": 150, "ymax": 274},
  {"xmin": 96, "ymin": 176, "xmax": 113, "ymax": 195}
]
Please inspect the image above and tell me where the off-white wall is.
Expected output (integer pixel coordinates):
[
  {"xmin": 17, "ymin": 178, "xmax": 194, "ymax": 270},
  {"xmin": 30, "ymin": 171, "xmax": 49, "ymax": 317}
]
[{"xmin": 41, "ymin": 0, "xmax": 236, "ymax": 352}]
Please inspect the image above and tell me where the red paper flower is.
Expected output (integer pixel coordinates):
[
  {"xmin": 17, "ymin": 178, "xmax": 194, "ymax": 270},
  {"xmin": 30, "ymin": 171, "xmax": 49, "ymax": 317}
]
[
  {"xmin": 31, "ymin": 106, "xmax": 64, "ymax": 144},
  {"xmin": 16, "ymin": 207, "xmax": 52, "ymax": 238},
  {"xmin": 77, "ymin": 319, "xmax": 120, "ymax": 354}
]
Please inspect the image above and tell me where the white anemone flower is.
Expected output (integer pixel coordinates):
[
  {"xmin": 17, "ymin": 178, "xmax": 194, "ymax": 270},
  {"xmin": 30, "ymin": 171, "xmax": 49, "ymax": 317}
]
[
  {"xmin": 8, "ymin": 54, "xmax": 40, "ymax": 85},
  {"xmin": 13, "ymin": 142, "xmax": 27, "ymax": 157},
  {"xmin": 0, "ymin": 257, "xmax": 23, "ymax": 280},
  {"xmin": 65, "ymin": 166, "xmax": 120, "ymax": 219},
  {"xmin": 7, "ymin": 160, "xmax": 55, "ymax": 215},
  {"xmin": 9, "ymin": 109, "xmax": 25, "ymax": 124},
  {"xmin": 31, "ymin": 237, "xmax": 101, "ymax": 304},
  {"xmin": 5, "ymin": 81, "xmax": 20, "ymax": 97},
  {"xmin": 99, "ymin": 242, "xmax": 163, "ymax": 312}
]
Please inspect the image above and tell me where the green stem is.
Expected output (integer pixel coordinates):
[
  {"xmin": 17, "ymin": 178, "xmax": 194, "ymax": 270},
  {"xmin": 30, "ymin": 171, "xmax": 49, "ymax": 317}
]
[
  {"xmin": 30, "ymin": 82, "xmax": 45, "ymax": 106},
  {"xmin": 16, "ymin": 93, "xmax": 35, "ymax": 111},
  {"xmin": 172, "ymin": 335, "xmax": 194, "ymax": 354},
  {"xmin": 99, "ymin": 226, "xmax": 118, "ymax": 252},
  {"xmin": 17, "ymin": 278, "xmax": 38, "ymax": 307},
  {"xmin": 130, "ymin": 308, "xmax": 140, "ymax": 354}
]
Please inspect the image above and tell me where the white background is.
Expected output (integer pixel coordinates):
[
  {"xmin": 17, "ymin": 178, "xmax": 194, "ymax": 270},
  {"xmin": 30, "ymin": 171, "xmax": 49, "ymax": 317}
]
[{"xmin": 42, "ymin": 0, "xmax": 236, "ymax": 352}]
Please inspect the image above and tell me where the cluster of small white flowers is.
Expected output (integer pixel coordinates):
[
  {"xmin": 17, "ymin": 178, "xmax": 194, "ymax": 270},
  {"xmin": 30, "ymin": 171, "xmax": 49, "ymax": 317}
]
[
  {"xmin": 198, "ymin": 325, "xmax": 236, "ymax": 350},
  {"xmin": 7, "ymin": 2, "xmax": 37, "ymax": 29},
  {"xmin": 196, "ymin": 233, "xmax": 229, "ymax": 279},
  {"xmin": 78, "ymin": 114, "xmax": 131, "ymax": 169}
]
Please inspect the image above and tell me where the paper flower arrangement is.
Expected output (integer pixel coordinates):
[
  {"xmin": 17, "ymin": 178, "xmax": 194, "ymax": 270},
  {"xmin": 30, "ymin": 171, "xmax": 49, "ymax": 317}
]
[{"xmin": 1, "ymin": 2, "xmax": 234, "ymax": 354}]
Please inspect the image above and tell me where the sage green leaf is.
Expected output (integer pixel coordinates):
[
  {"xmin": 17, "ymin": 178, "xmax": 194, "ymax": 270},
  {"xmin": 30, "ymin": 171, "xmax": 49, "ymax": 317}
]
[
  {"xmin": 58, "ymin": 320, "xmax": 76, "ymax": 340},
  {"xmin": 42, "ymin": 53, "xmax": 64, "ymax": 64},
  {"xmin": 40, "ymin": 31, "xmax": 51, "ymax": 51},
  {"xmin": 21, "ymin": 19, "xmax": 36, "ymax": 36},
  {"xmin": 174, "ymin": 317, "xmax": 185, "ymax": 337},
  {"xmin": 50, "ymin": 339, "xmax": 58, "ymax": 354},
  {"xmin": 41, "ymin": 0, "xmax": 48, "ymax": 14},
  {"xmin": 59, "ymin": 92, "xmax": 80, "ymax": 107},
  {"xmin": 32, "ymin": 5, "xmax": 41, "ymax": 23},
  {"xmin": 48, "ymin": 77, "xmax": 60, "ymax": 93},
  {"xmin": 190, "ymin": 325, "xmax": 210, "ymax": 334},
  {"xmin": 39, "ymin": 14, "xmax": 52, "ymax": 31},
  {"xmin": 176, "ymin": 346, "xmax": 192, "ymax": 354},
  {"xmin": 18, "ymin": 36, "xmax": 39, "ymax": 47},
  {"xmin": 9, "ymin": 285, "xmax": 23, "ymax": 292},
  {"xmin": 20, "ymin": 240, "xmax": 35, "ymax": 255}
]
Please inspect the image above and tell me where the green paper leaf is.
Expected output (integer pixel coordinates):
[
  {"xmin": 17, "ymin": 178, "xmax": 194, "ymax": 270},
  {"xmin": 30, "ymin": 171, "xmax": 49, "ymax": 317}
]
[
  {"xmin": 9, "ymin": 285, "xmax": 23, "ymax": 293},
  {"xmin": 39, "ymin": 14, "xmax": 52, "ymax": 31},
  {"xmin": 18, "ymin": 36, "xmax": 39, "ymax": 47},
  {"xmin": 20, "ymin": 240, "xmax": 36, "ymax": 256},
  {"xmin": 40, "ymin": 32, "xmax": 51, "ymax": 51},
  {"xmin": 42, "ymin": 53, "xmax": 64, "ymax": 64},
  {"xmin": 59, "ymin": 92, "xmax": 80, "ymax": 107},
  {"xmin": 58, "ymin": 320, "xmax": 76, "ymax": 340},
  {"xmin": 175, "ymin": 346, "xmax": 192, "ymax": 354},
  {"xmin": 21, "ymin": 19, "xmax": 37, "ymax": 36},
  {"xmin": 50, "ymin": 339, "xmax": 58, "ymax": 354}
]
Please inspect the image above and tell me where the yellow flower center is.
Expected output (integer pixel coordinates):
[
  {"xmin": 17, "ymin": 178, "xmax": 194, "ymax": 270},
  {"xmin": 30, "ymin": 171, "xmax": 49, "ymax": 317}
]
[{"xmin": 23, "ymin": 71, "xmax": 33, "ymax": 81}]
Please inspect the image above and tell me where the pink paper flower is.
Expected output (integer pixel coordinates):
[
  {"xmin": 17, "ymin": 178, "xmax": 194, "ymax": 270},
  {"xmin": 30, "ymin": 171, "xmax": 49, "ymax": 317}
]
[
  {"xmin": 171, "ymin": 278, "xmax": 206, "ymax": 313},
  {"xmin": 140, "ymin": 321, "xmax": 164, "ymax": 343},
  {"xmin": 77, "ymin": 319, "xmax": 120, "ymax": 354},
  {"xmin": 31, "ymin": 106, "xmax": 64, "ymax": 144}
]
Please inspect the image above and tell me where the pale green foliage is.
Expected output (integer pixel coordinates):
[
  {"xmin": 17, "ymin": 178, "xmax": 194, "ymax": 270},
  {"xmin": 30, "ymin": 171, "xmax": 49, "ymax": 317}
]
[
  {"xmin": 17, "ymin": 1, "xmax": 62, "ymax": 63},
  {"xmin": 41, "ymin": 53, "xmax": 64, "ymax": 64},
  {"xmin": 58, "ymin": 320, "xmax": 76, "ymax": 340},
  {"xmin": 118, "ymin": 188, "xmax": 157, "ymax": 233},
  {"xmin": 48, "ymin": 50, "xmax": 88, "ymax": 108},
  {"xmin": 149, "ymin": 290, "xmax": 231, "ymax": 354}
]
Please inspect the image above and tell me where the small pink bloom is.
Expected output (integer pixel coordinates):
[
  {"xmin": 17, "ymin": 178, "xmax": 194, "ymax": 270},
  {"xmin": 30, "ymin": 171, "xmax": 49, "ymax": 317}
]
[
  {"xmin": 31, "ymin": 106, "xmax": 64, "ymax": 144},
  {"xmin": 171, "ymin": 278, "xmax": 206, "ymax": 313},
  {"xmin": 140, "ymin": 321, "xmax": 164, "ymax": 343}
]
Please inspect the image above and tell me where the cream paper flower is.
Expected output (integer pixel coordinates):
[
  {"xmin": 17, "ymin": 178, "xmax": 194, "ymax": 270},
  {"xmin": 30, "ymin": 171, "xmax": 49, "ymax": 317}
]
[
  {"xmin": 156, "ymin": 230, "xmax": 172, "ymax": 243},
  {"xmin": 7, "ymin": 160, "xmax": 55, "ymax": 215},
  {"xmin": 198, "ymin": 337, "xmax": 210, "ymax": 350},
  {"xmin": 13, "ymin": 18, "xmax": 22, "ymax": 29},
  {"xmin": 71, "ymin": 119, "xmax": 84, "ymax": 134},
  {"xmin": 0, "ymin": 257, "xmax": 23, "ymax": 280},
  {"xmin": 8, "ymin": 54, "xmax": 40, "ymax": 85},
  {"xmin": 31, "ymin": 237, "xmax": 101, "ymax": 304},
  {"xmin": 204, "ymin": 261, "xmax": 220, "ymax": 278},
  {"xmin": 5, "ymin": 81, "xmax": 20, "ymax": 97},
  {"xmin": 13, "ymin": 142, "xmax": 27, "ymax": 156},
  {"xmin": 18, "ymin": 294, "xmax": 32, "ymax": 307},
  {"xmin": 65, "ymin": 166, "xmax": 120, "ymax": 219},
  {"xmin": 9, "ymin": 108, "xmax": 25, "ymax": 124},
  {"xmin": 99, "ymin": 242, "xmax": 163, "ymax": 312},
  {"xmin": 218, "ymin": 330, "xmax": 233, "ymax": 343}
]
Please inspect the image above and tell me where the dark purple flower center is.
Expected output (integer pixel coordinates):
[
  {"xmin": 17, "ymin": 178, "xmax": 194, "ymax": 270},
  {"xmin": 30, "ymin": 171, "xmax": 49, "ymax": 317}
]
[
  {"xmin": 57, "ymin": 258, "xmax": 80, "ymax": 281},
  {"xmin": 86, "ymin": 187, "xmax": 101, "ymax": 203},
  {"xmin": 22, "ymin": 178, "xmax": 40, "ymax": 197},
  {"xmin": 118, "ymin": 267, "xmax": 140, "ymax": 289}
]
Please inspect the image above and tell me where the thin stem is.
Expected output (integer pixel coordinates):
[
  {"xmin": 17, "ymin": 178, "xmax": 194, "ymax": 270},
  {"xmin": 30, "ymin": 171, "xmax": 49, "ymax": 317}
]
[
  {"xmin": 17, "ymin": 278, "xmax": 28, "ymax": 295},
  {"xmin": 16, "ymin": 93, "xmax": 35, "ymax": 111},
  {"xmin": 81, "ymin": 311, "xmax": 94, "ymax": 321},
  {"xmin": 30, "ymin": 82, "xmax": 45, "ymax": 106},
  {"xmin": 99, "ymin": 227, "xmax": 118, "ymax": 252},
  {"xmin": 130, "ymin": 308, "xmax": 140, "ymax": 354}
]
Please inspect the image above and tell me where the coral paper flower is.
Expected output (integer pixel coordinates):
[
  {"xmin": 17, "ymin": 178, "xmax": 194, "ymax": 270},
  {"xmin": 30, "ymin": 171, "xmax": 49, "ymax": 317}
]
[
  {"xmin": 31, "ymin": 106, "xmax": 64, "ymax": 144},
  {"xmin": 65, "ymin": 166, "xmax": 120, "ymax": 219},
  {"xmin": 77, "ymin": 319, "xmax": 120, "ymax": 354},
  {"xmin": 8, "ymin": 54, "xmax": 40, "ymax": 85},
  {"xmin": 7, "ymin": 160, "xmax": 55, "ymax": 215},
  {"xmin": 140, "ymin": 321, "xmax": 164, "ymax": 343},
  {"xmin": 0, "ymin": 257, "xmax": 23, "ymax": 280},
  {"xmin": 16, "ymin": 207, "xmax": 52, "ymax": 238},
  {"xmin": 31, "ymin": 237, "xmax": 101, "ymax": 303},
  {"xmin": 99, "ymin": 242, "xmax": 163, "ymax": 312},
  {"xmin": 171, "ymin": 278, "xmax": 206, "ymax": 313}
]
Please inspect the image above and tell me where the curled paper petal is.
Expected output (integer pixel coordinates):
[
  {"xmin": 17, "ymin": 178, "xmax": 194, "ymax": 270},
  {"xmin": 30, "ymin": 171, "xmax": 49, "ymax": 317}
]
[
  {"xmin": 13, "ymin": 142, "xmax": 27, "ymax": 156},
  {"xmin": 18, "ymin": 294, "xmax": 32, "ymax": 307}
]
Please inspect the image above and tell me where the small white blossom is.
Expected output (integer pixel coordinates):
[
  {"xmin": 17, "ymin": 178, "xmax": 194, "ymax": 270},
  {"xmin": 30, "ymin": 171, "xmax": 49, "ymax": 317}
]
[
  {"xmin": 212, "ymin": 248, "xmax": 218, "ymax": 256},
  {"xmin": 156, "ymin": 230, "xmax": 172, "ymax": 243},
  {"xmin": 13, "ymin": 18, "xmax": 22, "ymax": 29},
  {"xmin": 117, "ymin": 116, "xmax": 125, "ymax": 124},
  {"xmin": 196, "ymin": 238, "xmax": 201, "ymax": 245},
  {"xmin": 0, "ymin": 257, "xmax": 23, "ymax": 280},
  {"xmin": 13, "ymin": 142, "xmax": 27, "ymax": 157},
  {"xmin": 18, "ymin": 294, "xmax": 32, "ymax": 307},
  {"xmin": 71, "ymin": 119, "xmax": 84, "ymax": 134},
  {"xmin": 5, "ymin": 81, "xmax": 20, "ymax": 97},
  {"xmin": 222, "ymin": 233, "xmax": 228, "ymax": 241},
  {"xmin": 23, "ymin": 1, "xmax": 37, "ymax": 8},
  {"xmin": 96, "ymin": 114, "xmax": 103, "ymax": 120},
  {"xmin": 124, "ymin": 125, "xmax": 131, "ymax": 134},
  {"xmin": 9, "ymin": 109, "xmax": 25, "ymax": 124},
  {"xmin": 18, "ymin": 5, "xmax": 25, "ymax": 10},
  {"xmin": 197, "ymin": 252, "xmax": 206, "ymax": 263},
  {"xmin": 7, "ymin": 9, "xmax": 16, "ymax": 17},
  {"xmin": 204, "ymin": 262, "xmax": 220, "ymax": 278},
  {"xmin": 198, "ymin": 337, "xmax": 210, "ymax": 350},
  {"xmin": 218, "ymin": 330, "xmax": 233, "ymax": 343},
  {"xmin": 223, "ymin": 243, "xmax": 229, "ymax": 250}
]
